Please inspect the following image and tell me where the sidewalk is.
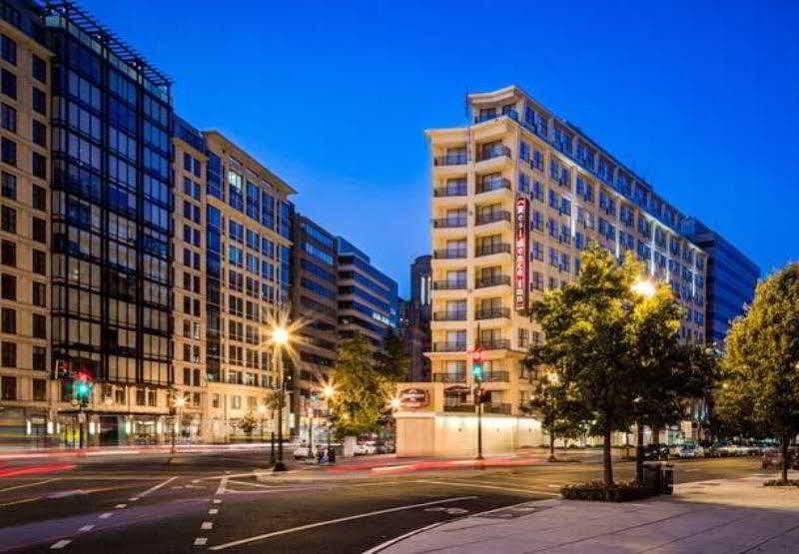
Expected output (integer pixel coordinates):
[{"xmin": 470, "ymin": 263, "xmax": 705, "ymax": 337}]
[{"xmin": 376, "ymin": 473, "xmax": 799, "ymax": 553}]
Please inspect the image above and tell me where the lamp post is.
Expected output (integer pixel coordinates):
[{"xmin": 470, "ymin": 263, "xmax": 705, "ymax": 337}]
[
  {"xmin": 322, "ymin": 384, "xmax": 335, "ymax": 463},
  {"xmin": 271, "ymin": 326, "xmax": 290, "ymax": 472},
  {"xmin": 172, "ymin": 395, "xmax": 185, "ymax": 455}
]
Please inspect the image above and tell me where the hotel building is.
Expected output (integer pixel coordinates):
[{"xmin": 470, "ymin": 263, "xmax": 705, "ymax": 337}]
[{"xmin": 396, "ymin": 85, "xmax": 709, "ymax": 456}]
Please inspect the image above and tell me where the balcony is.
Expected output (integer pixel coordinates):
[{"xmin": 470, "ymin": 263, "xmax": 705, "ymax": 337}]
[
  {"xmin": 434, "ymin": 153, "xmax": 467, "ymax": 166},
  {"xmin": 483, "ymin": 371, "xmax": 510, "ymax": 383},
  {"xmin": 476, "ymin": 178, "xmax": 511, "ymax": 194},
  {"xmin": 480, "ymin": 339, "xmax": 511, "ymax": 350},
  {"xmin": 433, "ymin": 248, "xmax": 467, "ymax": 260},
  {"xmin": 475, "ymin": 275, "xmax": 511, "ymax": 289},
  {"xmin": 475, "ymin": 210, "xmax": 511, "ymax": 225},
  {"xmin": 432, "ymin": 217, "xmax": 467, "ymax": 229},
  {"xmin": 443, "ymin": 404, "xmax": 475, "ymax": 413},
  {"xmin": 475, "ymin": 307, "xmax": 510, "ymax": 320},
  {"xmin": 477, "ymin": 145, "xmax": 511, "ymax": 162},
  {"xmin": 432, "ymin": 280, "xmax": 467, "ymax": 291},
  {"xmin": 433, "ymin": 184, "xmax": 467, "ymax": 197},
  {"xmin": 433, "ymin": 311, "xmax": 467, "ymax": 322},
  {"xmin": 484, "ymin": 403, "xmax": 512, "ymax": 415},
  {"xmin": 432, "ymin": 342, "xmax": 467, "ymax": 352},
  {"xmin": 433, "ymin": 372, "xmax": 467, "ymax": 383},
  {"xmin": 475, "ymin": 243, "xmax": 511, "ymax": 257}
]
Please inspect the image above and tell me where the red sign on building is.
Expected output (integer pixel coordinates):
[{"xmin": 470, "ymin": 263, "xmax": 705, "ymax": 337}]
[{"xmin": 515, "ymin": 196, "xmax": 530, "ymax": 313}]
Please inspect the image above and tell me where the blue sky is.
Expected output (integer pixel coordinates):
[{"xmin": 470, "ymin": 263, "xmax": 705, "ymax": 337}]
[{"xmin": 83, "ymin": 0, "xmax": 798, "ymax": 297}]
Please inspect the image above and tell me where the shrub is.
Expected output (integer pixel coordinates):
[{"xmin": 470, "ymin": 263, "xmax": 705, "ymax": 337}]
[
  {"xmin": 561, "ymin": 480, "xmax": 658, "ymax": 502},
  {"xmin": 763, "ymin": 479, "xmax": 799, "ymax": 487}
]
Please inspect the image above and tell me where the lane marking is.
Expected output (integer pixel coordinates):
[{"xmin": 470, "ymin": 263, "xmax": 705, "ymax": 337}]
[
  {"xmin": 362, "ymin": 521, "xmax": 450, "ymax": 554},
  {"xmin": 0, "ymin": 478, "xmax": 58, "ymax": 492},
  {"xmin": 215, "ymin": 477, "xmax": 228, "ymax": 496},
  {"xmin": 129, "ymin": 497, "xmax": 140, "ymax": 501},
  {"xmin": 201, "ymin": 521, "xmax": 213, "ymax": 530},
  {"xmin": 0, "ymin": 496, "xmax": 41, "ymax": 508},
  {"xmin": 208, "ymin": 496, "xmax": 477, "ymax": 551},
  {"xmin": 50, "ymin": 540, "xmax": 71, "ymax": 549},
  {"xmin": 213, "ymin": 498, "xmax": 222, "ymax": 504},
  {"xmin": 99, "ymin": 512, "xmax": 113, "ymax": 519},
  {"xmin": 78, "ymin": 525, "xmax": 94, "ymax": 532},
  {"xmin": 194, "ymin": 538, "xmax": 208, "ymax": 546},
  {"xmin": 416, "ymin": 479, "xmax": 560, "ymax": 497},
  {"xmin": 226, "ymin": 479, "xmax": 274, "ymax": 489},
  {"xmin": 115, "ymin": 504, "xmax": 127, "ymax": 509},
  {"xmin": 209, "ymin": 508, "xmax": 218, "ymax": 515},
  {"xmin": 137, "ymin": 476, "xmax": 177, "ymax": 499}
]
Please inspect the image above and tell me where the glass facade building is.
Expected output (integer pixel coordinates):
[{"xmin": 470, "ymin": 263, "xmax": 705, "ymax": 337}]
[{"xmin": 681, "ymin": 218, "xmax": 760, "ymax": 346}]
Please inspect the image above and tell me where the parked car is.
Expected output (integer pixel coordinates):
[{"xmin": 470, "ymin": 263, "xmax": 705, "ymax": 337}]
[
  {"xmin": 677, "ymin": 444, "xmax": 704, "ymax": 458},
  {"xmin": 293, "ymin": 444, "xmax": 311, "ymax": 459},
  {"xmin": 641, "ymin": 444, "xmax": 670, "ymax": 461}
]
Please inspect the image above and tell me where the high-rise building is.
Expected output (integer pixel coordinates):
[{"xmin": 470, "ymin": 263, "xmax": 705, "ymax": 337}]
[
  {"xmin": 395, "ymin": 85, "xmax": 711, "ymax": 456},
  {"xmin": 336, "ymin": 237, "xmax": 398, "ymax": 346},
  {"xmin": 681, "ymin": 218, "xmax": 760, "ymax": 346},
  {"xmin": 200, "ymin": 131, "xmax": 295, "ymax": 442},
  {"xmin": 290, "ymin": 213, "xmax": 338, "ymax": 442},
  {"xmin": 0, "ymin": 6, "xmax": 51, "ymax": 445},
  {"xmin": 402, "ymin": 255, "xmax": 431, "ymax": 381}
]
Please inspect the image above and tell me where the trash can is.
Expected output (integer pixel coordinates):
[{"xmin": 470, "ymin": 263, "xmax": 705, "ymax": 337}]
[
  {"xmin": 642, "ymin": 461, "xmax": 662, "ymax": 492},
  {"xmin": 661, "ymin": 463, "xmax": 675, "ymax": 495}
]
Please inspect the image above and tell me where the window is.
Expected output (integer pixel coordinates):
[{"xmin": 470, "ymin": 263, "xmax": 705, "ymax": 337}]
[
  {"xmin": 1, "ymin": 205, "xmax": 15, "ymax": 233},
  {"xmin": 1, "ymin": 341, "xmax": 15, "ymax": 367},
  {"xmin": 0, "ymin": 239, "xmax": 15, "ymax": 266},
  {"xmin": 32, "ymin": 314, "xmax": 46, "ymax": 339},
  {"xmin": 33, "ymin": 378, "xmax": 46, "ymax": 401},
  {"xmin": 1, "ymin": 69, "xmax": 16, "ymax": 99},
  {"xmin": 0, "ymin": 35, "xmax": 16, "ymax": 65},
  {"xmin": 1, "ymin": 137, "xmax": 16, "ymax": 165},
  {"xmin": 136, "ymin": 388, "xmax": 146, "ymax": 406},
  {"xmin": 148, "ymin": 390, "xmax": 157, "ymax": 406},
  {"xmin": 0, "ymin": 103, "xmax": 15, "ymax": 132},
  {"xmin": 115, "ymin": 388, "xmax": 125, "ymax": 404},
  {"xmin": 32, "ymin": 120, "xmax": 46, "ymax": 147},
  {"xmin": 0, "ymin": 374, "xmax": 15, "ymax": 400},
  {"xmin": 32, "ymin": 281, "xmax": 46, "ymax": 307},
  {"xmin": 32, "ymin": 55, "xmax": 46, "ymax": 83},
  {"xmin": 32, "ymin": 152, "xmax": 46, "ymax": 179},
  {"xmin": 1, "ymin": 273, "xmax": 15, "ymax": 300},
  {"xmin": 31, "ymin": 87, "xmax": 46, "ymax": 115},
  {"xmin": 31, "ymin": 217, "xmax": 46, "ymax": 243},
  {"xmin": 32, "ymin": 346, "xmax": 46, "ymax": 371},
  {"xmin": 1, "ymin": 172, "xmax": 14, "ymax": 199},
  {"xmin": 1, "ymin": 307, "xmax": 14, "ymax": 333},
  {"xmin": 32, "ymin": 249, "xmax": 45, "ymax": 275},
  {"xmin": 31, "ymin": 185, "xmax": 45, "ymax": 211}
]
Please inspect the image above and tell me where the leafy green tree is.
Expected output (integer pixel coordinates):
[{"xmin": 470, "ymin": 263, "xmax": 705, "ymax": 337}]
[
  {"xmin": 329, "ymin": 332, "xmax": 405, "ymax": 437},
  {"xmin": 525, "ymin": 372, "xmax": 590, "ymax": 461},
  {"xmin": 717, "ymin": 264, "xmax": 799, "ymax": 483},
  {"xmin": 374, "ymin": 330, "xmax": 411, "ymax": 382},
  {"xmin": 239, "ymin": 411, "xmax": 258, "ymax": 438},
  {"xmin": 530, "ymin": 245, "xmax": 642, "ymax": 485}
]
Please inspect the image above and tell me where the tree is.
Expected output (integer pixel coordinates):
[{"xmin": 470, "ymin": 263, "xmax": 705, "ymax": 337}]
[
  {"xmin": 525, "ymin": 372, "xmax": 589, "ymax": 461},
  {"xmin": 530, "ymin": 245, "xmax": 642, "ymax": 485},
  {"xmin": 373, "ymin": 330, "xmax": 411, "ymax": 382},
  {"xmin": 329, "ymin": 332, "xmax": 405, "ymax": 437},
  {"xmin": 717, "ymin": 264, "xmax": 799, "ymax": 483},
  {"xmin": 239, "ymin": 411, "xmax": 258, "ymax": 438}
]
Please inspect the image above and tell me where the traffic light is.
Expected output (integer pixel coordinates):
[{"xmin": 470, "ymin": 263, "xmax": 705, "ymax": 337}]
[
  {"xmin": 73, "ymin": 372, "xmax": 93, "ymax": 407},
  {"xmin": 472, "ymin": 355, "xmax": 483, "ymax": 381}
]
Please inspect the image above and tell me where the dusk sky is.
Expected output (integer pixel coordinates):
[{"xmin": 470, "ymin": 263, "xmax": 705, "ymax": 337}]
[{"xmin": 83, "ymin": 0, "xmax": 798, "ymax": 297}]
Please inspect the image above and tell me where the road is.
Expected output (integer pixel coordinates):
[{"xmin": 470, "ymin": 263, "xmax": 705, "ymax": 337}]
[{"xmin": 0, "ymin": 450, "xmax": 764, "ymax": 553}]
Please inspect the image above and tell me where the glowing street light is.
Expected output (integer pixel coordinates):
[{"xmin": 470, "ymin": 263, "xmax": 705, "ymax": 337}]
[
  {"xmin": 389, "ymin": 397, "xmax": 401, "ymax": 411},
  {"xmin": 272, "ymin": 326, "xmax": 290, "ymax": 346},
  {"xmin": 631, "ymin": 279, "xmax": 656, "ymax": 298}
]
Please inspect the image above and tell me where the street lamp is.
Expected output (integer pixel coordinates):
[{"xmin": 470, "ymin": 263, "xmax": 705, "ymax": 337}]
[
  {"xmin": 271, "ymin": 325, "xmax": 290, "ymax": 472},
  {"xmin": 631, "ymin": 279, "xmax": 656, "ymax": 298}
]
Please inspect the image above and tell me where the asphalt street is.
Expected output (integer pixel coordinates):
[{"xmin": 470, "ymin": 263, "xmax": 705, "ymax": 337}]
[{"xmin": 0, "ymin": 451, "xmax": 764, "ymax": 553}]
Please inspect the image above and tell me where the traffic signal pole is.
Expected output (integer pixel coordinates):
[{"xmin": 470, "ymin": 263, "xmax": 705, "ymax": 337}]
[{"xmin": 471, "ymin": 347, "xmax": 484, "ymax": 462}]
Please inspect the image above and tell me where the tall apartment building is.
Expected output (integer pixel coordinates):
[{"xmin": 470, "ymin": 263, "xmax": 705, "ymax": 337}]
[
  {"xmin": 395, "ymin": 85, "xmax": 710, "ymax": 456},
  {"xmin": 400, "ymin": 255, "xmax": 431, "ymax": 381},
  {"xmin": 681, "ymin": 217, "xmax": 760, "ymax": 346},
  {"xmin": 336, "ymin": 236, "xmax": 398, "ymax": 346},
  {"xmin": 0, "ymin": 10, "xmax": 51, "ymax": 445},
  {"xmin": 201, "ymin": 131, "xmax": 295, "ymax": 442},
  {"xmin": 290, "ymin": 213, "xmax": 338, "ymax": 441}
]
